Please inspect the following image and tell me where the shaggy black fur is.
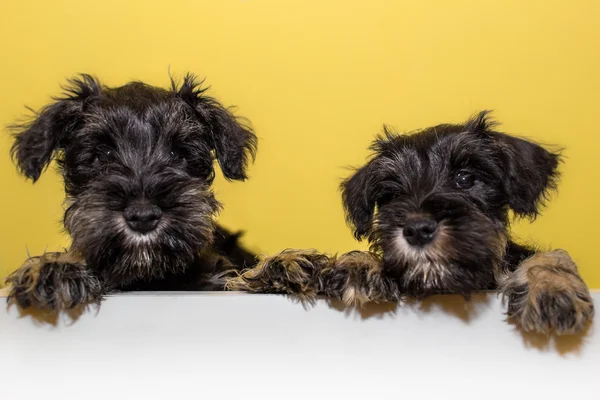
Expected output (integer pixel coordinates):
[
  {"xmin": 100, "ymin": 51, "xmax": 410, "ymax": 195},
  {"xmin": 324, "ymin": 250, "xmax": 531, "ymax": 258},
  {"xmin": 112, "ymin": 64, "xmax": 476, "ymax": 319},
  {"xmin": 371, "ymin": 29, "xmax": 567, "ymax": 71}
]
[
  {"xmin": 6, "ymin": 73, "xmax": 257, "ymax": 310},
  {"xmin": 340, "ymin": 111, "xmax": 557, "ymax": 296},
  {"xmin": 229, "ymin": 111, "xmax": 594, "ymax": 334}
]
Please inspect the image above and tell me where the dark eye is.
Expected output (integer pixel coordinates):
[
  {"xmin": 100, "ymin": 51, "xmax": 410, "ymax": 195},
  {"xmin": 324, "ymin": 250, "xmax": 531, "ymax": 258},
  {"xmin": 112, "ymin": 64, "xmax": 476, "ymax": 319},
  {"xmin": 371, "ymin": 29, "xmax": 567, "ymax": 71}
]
[
  {"xmin": 454, "ymin": 170, "xmax": 476, "ymax": 189},
  {"xmin": 95, "ymin": 148, "xmax": 115, "ymax": 164},
  {"xmin": 378, "ymin": 187, "xmax": 405, "ymax": 205},
  {"xmin": 170, "ymin": 150, "xmax": 187, "ymax": 162},
  {"xmin": 378, "ymin": 193, "xmax": 396, "ymax": 206}
]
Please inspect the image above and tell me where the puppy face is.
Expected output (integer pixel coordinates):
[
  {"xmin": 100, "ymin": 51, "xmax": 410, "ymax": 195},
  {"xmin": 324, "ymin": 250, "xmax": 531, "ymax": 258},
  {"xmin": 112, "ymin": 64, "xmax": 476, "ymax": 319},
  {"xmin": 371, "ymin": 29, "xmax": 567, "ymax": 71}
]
[
  {"xmin": 341, "ymin": 112, "xmax": 560, "ymax": 297},
  {"xmin": 11, "ymin": 74, "xmax": 257, "ymax": 287}
]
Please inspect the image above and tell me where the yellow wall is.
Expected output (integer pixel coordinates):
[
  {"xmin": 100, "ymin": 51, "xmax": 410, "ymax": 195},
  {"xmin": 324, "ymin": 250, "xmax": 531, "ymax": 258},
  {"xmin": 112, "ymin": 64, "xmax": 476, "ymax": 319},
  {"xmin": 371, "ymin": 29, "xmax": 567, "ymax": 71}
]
[{"xmin": 0, "ymin": 0, "xmax": 598, "ymax": 287}]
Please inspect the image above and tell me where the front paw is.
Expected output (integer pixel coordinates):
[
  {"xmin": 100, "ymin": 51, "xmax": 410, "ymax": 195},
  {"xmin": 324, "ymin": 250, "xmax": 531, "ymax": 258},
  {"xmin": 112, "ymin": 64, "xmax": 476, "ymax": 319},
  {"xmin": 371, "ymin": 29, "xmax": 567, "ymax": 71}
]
[
  {"xmin": 322, "ymin": 251, "xmax": 399, "ymax": 308},
  {"xmin": 225, "ymin": 249, "xmax": 329, "ymax": 300},
  {"xmin": 501, "ymin": 250, "xmax": 594, "ymax": 335},
  {"xmin": 6, "ymin": 252, "xmax": 103, "ymax": 311}
]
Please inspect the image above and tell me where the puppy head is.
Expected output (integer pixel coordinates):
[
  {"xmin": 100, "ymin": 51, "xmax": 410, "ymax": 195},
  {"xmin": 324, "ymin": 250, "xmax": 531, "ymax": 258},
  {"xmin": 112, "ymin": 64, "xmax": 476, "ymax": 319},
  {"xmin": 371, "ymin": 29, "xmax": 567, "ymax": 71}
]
[
  {"xmin": 10, "ymin": 73, "xmax": 257, "ymax": 286},
  {"xmin": 341, "ymin": 111, "xmax": 560, "ymax": 296}
]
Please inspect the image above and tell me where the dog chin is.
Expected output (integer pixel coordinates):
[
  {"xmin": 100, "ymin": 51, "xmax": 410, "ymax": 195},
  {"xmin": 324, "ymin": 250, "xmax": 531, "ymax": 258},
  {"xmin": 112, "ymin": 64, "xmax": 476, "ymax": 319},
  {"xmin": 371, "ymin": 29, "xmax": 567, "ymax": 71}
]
[
  {"xmin": 88, "ymin": 219, "xmax": 194, "ymax": 281},
  {"xmin": 109, "ymin": 244, "xmax": 191, "ymax": 284},
  {"xmin": 388, "ymin": 230, "xmax": 453, "ymax": 293}
]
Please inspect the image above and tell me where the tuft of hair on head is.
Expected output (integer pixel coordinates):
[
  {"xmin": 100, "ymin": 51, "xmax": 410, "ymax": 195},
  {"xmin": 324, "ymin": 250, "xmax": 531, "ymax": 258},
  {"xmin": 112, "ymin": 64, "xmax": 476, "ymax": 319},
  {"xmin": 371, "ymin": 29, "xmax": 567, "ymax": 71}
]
[{"xmin": 464, "ymin": 109, "xmax": 499, "ymax": 133}]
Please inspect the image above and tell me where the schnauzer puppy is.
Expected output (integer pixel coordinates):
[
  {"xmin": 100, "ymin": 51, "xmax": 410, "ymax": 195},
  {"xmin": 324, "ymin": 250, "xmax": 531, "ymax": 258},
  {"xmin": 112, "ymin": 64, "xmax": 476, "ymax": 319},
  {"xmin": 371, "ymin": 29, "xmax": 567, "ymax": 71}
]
[
  {"xmin": 6, "ymin": 73, "xmax": 257, "ymax": 311},
  {"xmin": 228, "ymin": 111, "xmax": 594, "ymax": 335}
]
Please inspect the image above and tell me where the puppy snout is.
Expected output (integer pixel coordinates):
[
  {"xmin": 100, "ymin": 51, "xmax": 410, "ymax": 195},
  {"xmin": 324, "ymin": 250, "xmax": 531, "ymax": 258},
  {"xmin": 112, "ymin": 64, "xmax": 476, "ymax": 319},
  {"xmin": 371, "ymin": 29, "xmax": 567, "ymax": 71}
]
[
  {"xmin": 403, "ymin": 218, "xmax": 437, "ymax": 246},
  {"xmin": 124, "ymin": 203, "xmax": 162, "ymax": 233}
]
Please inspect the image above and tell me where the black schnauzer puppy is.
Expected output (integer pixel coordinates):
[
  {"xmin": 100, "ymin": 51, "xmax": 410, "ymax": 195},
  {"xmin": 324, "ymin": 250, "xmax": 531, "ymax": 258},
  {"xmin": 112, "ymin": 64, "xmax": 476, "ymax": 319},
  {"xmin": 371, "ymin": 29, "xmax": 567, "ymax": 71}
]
[
  {"xmin": 228, "ymin": 111, "xmax": 594, "ymax": 335},
  {"xmin": 6, "ymin": 73, "xmax": 257, "ymax": 311}
]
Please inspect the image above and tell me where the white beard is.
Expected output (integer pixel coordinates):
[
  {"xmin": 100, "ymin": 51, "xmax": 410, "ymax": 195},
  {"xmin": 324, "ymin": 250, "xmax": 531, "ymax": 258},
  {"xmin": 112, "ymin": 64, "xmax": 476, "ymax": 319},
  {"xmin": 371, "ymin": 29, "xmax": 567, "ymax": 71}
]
[{"xmin": 391, "ymin": 228, "xmax": 450, "ymax": 290}]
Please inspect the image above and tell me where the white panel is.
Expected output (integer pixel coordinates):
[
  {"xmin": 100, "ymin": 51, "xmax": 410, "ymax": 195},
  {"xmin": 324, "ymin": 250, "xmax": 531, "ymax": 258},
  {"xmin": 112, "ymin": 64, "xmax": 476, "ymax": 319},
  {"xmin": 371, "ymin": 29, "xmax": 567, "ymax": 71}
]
[{"xmin": 1, "ymin": 291, "xmax": 598, "ymax": 399}]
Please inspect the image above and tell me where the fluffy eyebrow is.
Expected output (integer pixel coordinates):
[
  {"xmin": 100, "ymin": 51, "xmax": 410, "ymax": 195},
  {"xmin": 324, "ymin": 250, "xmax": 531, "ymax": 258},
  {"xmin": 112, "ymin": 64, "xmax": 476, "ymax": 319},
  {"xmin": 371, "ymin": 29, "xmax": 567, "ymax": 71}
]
[{"xmin": 447, "ymin": 144, "xmax": 504, "ymax": 185}]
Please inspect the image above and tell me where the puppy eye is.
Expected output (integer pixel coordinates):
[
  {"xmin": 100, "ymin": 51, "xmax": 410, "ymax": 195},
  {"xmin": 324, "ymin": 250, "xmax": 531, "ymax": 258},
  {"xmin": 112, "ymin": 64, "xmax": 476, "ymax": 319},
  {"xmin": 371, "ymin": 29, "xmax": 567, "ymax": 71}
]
[
  {"xmin": 378, "ymin": 193, "xmax": 396, "ymax": 205},
  {"xmin": 378, "ymin": 189, "xmax": 404, "ymax": 205},
  {"xmin": 170, "ymin": 150, "xmax": 187, "ymax": 162},
  {"xmin": 95, "ymin": 148, "xmax": 115, "ymax": 164},
  {"xmin": 454, "ymin": 171, "xmax": 476, "ymax": 189}
]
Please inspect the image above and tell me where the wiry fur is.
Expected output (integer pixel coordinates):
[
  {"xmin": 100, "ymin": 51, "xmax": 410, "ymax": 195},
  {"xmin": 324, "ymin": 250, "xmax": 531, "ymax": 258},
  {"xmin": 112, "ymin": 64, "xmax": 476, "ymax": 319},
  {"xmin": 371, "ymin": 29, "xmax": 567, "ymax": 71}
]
[
  {"xmin": 226, "ymin": 249, "xmax": 399, "ymax": 307},
  {"xmin": 499, "ymin": 250, "xmax": 594, "ymax": 335},
  {"xmin": 6, "ymin": 251, "xmax": 102, "ymax": 310},
  {"xmin": 228, "ymin": 111, "xmax": 594, "ymax": 334},
  {"xmin": 6, "ymin": 73, "xmax": 258, "ymax": 311}
]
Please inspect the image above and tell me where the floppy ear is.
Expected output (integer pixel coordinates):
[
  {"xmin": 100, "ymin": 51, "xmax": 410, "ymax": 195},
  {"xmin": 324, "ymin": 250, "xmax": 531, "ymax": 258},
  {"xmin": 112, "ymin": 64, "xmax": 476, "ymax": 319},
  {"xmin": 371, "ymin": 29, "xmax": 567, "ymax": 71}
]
[
  {"xmin": 495, "ymin": 133, "xmax": 561, "ymax": 218},
  {"xmin": 341, "ymin": 159, "xmax": 380, "ymax": 240},
  {"xmin": 466, "ymin": 111, "xmax": 561, "ymax": 218},
  {"xmin": 175, "ymin": 73, "xmax": 257, "ymax": 181},
  {"xmin": 10, "ymin": 74, "xmax": 101, "ymax": 182}
]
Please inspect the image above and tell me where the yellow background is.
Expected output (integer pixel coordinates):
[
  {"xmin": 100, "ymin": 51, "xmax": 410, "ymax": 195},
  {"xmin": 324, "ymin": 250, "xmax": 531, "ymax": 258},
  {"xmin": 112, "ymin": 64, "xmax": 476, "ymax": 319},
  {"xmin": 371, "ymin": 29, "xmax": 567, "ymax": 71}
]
[{"xmin": 0, "ymin": 0, "xmax": 598, "ymax": 287}]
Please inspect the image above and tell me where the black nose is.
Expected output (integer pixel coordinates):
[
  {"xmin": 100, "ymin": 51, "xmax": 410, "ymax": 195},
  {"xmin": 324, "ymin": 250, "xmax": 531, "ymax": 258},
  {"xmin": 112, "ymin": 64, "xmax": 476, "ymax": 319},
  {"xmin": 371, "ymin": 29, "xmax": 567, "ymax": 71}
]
[
  {"xmin": 124, "ymin": 203, "xmax": 162, "ymax": 233},
  {"xmin": 403, "ymin": 218, "xmax": 437, "ymax": 246}
]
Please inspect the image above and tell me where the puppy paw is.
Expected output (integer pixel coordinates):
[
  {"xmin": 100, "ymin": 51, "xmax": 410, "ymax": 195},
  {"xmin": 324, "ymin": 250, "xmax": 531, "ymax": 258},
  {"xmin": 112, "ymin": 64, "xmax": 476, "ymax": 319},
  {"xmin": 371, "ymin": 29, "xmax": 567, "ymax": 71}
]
[
  {"xmin": 501, "ymin": 250, "xmax": 594, "ymax": 335},
  {"xmin": 5, "ymin": 252, "xmax": 103, "ymax": 311},
  {"xmin": 322, "ymin": 251, "xmax": 400, "ymax": 308},
  {"xmin": 225, "ymin": 249, "xmax": 330, "ymax": 301}
]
